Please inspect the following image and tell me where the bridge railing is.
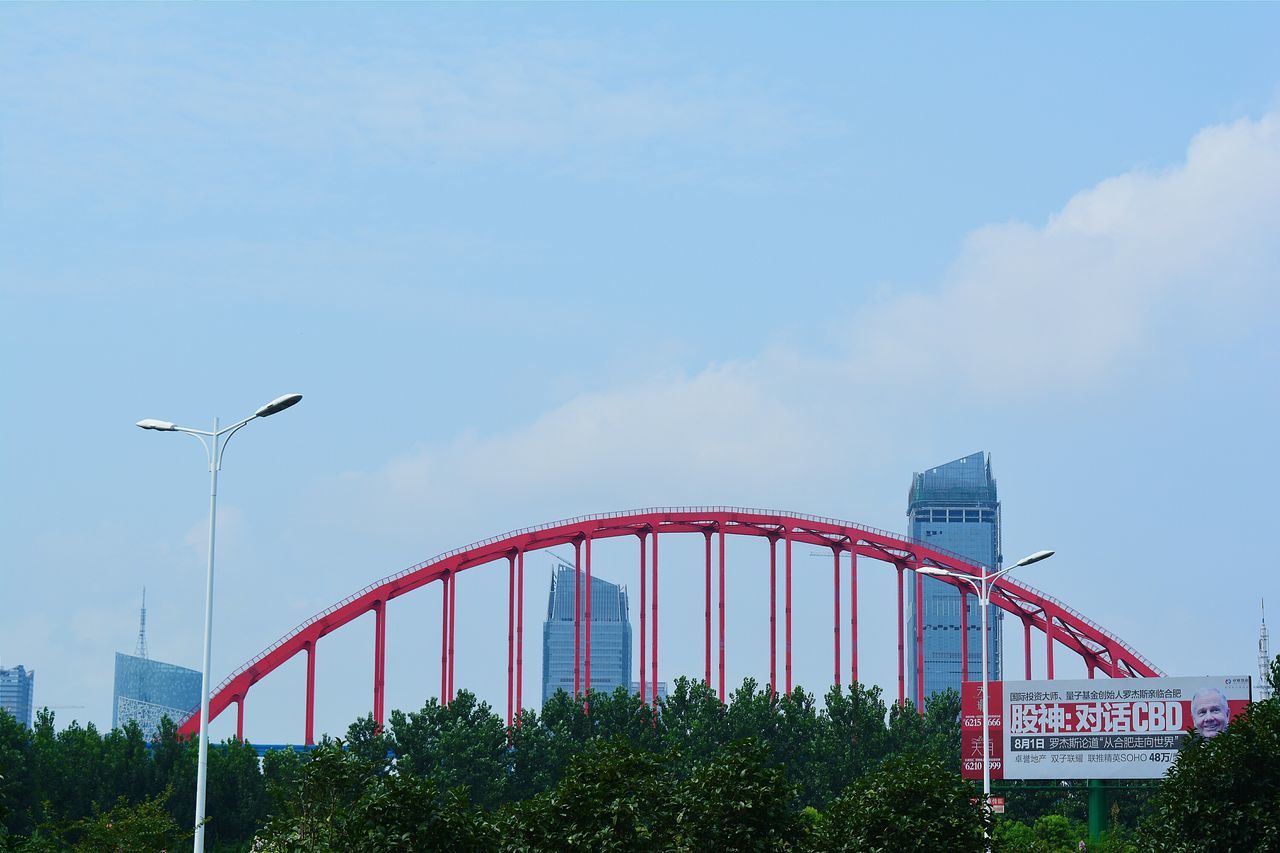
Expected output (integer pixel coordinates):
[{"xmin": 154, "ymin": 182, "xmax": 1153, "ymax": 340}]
[{"xmin": 203, "ymin": 506, "xmax": 1162, "ymax": 706}]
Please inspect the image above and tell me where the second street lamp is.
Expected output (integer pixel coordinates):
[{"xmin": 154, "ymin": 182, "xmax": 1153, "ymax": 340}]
[
  {"xmin": 136, "ymin": 393, "xmax": 302, "ymax": 853},
  {"xmin": 918, "ymin": 548, "xmax": 1054, "ymax": 850}
]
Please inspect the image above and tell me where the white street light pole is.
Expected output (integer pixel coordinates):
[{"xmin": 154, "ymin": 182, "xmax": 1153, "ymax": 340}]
[
  {"xmin": 919, "ymin": 548, "xmax": 1053, "ymax": 849},
  {"xmin": 137, "ymin": 393, "xmax": 302, "ymax": 853}
]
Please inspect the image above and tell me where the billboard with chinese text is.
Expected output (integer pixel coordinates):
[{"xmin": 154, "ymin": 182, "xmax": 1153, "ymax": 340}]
[{"xmin": 962, "ymin": 676, "xmax": 1251, "ymax": 780}]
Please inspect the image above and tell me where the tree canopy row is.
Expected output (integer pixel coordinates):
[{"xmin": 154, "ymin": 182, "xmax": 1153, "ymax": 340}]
[{"xmin": 2, "ymin": 662, "xmax": 1277, "ymax": 852}]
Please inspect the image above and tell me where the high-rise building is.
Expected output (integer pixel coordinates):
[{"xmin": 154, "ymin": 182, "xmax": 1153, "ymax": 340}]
[
  {"xmin": 907, "ymin": 452, "xmax": 1002, "ymax": 707},
  {"xmin": 112, "ymin": 592, "xmax": 201, "ymax": 739},
  {"xmin": 542, "ymin": 563, "xmax": 632, "ymax": 708},
  {"xmin": 0, "ymin": 665, "xmax": 35, "ymax": 728}
]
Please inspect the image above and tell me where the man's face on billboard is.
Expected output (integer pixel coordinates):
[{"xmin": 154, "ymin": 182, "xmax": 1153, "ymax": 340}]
[{"xmin": 1191, "ymin": 689, "xmax": 1230, "ymax": 738}]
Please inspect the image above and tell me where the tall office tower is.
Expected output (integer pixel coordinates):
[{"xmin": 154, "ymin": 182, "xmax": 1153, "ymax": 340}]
[
  {"xmin": 907, "ymin": 452, "xmax": 1002, "ymax": 708},
  {"xmin": 112, "ymin": 594, "xmax": 201, "ymax": 739},
  {"xmin": 542, "ymin": 563, "xmax": 633, "ymax": 708},
  {"xmin": 0, "ymin": 665, "xmax": 36, "ymax": 728}
]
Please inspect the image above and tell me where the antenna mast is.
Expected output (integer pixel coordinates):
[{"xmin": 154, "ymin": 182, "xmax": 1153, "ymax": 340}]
[
  {"xmin": 1260, "ymin": 598, "xmax": 1272, "ymax": 701},
  {"xmin": 135, "ymin": 587, "xmax": 149, "ymax": 660}
]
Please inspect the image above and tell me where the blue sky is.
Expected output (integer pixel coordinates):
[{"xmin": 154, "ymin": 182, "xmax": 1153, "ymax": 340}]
[{"xmin": 2, "ymin": 4, "xmax": 1279, "ymax": 742}]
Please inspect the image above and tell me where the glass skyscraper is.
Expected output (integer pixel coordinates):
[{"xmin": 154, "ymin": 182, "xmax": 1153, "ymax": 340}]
[
  {"xmin": 542, "ymin": 563, "xmax": 632, "ymax": 708},
  {"xmin": 907, "ymin": 452, "xmax": 1002, "ymax": 707},
  {"xmin": 0, "ymin": 665, "xmax": 35, "ymax": 728},
  {"xmin": 112, "ymin": 653, "xmax": 202, "ymax": 739}
]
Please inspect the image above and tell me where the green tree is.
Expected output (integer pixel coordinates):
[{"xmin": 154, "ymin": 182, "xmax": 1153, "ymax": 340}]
[
  {"xmin": 345, "ymin": 715, "xmax": 391, "ymax": 770},
  {"xmin": 63, "ymin": 789, "xmax": 188, "ymax": 853},
  {"xmin": 0, "ymin": 709, "xmax": 36, "ymax": 838},
  {"xmin": 818, "ymin": 753, "xmax": 988, "ymax": 852},
  {"xmin": 771, "ymin": 688, "xmax": 826, "ymax": 807},
  {"xmin": 919, "ymin": 688, "xmax": 962, "ymax": 766},
  {"xmin": 204, "ymin": 737, "xmax": 268, "ymax": 845},
  {"xmin": 498, "ymin": 737, "xmax": 673, "ymax": 852},
  {"xmin": 659, "ymin": 678, "xmax": 728, "ymax": 766},
  {"xmin": 149, "ymin": 717, "xmax": 196, "ymax": 835},
  {"xmin": 1138, "ymin": 658, "xmax": 1280, "ymax": 851},
  {"xmin": 582, "ymin": 686, "xmax": 663, "ymax": 753},
  {"xmin": 722, "ymin": 679, "xmax": 781, "ymax": 746},
  {"xmin": 816, "ymin": 683, "xmax": 890, "ymax": 803},
  {"xmin": 993, "ymin": 814, "xmax": 1088, "ymax": 852},
  {"xmin": 256, "ymin": 740, "xmax": 494, "ymax": 852},
  {"xmin": 386, "ymin": 691, "xmax": 509, "ymax": 809},
  {"xmin": 261, "ymin": 746, "xmax": 308, "ymax": 809},
  {"xmin": 670, "ymin": 739, "xmax": 800, "ymax": 852}
]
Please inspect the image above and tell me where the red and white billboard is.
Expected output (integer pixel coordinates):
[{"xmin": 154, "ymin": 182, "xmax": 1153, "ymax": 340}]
[{"xmin": 962, "ymin": 676, "xmax": 1251, "ymax": 780}]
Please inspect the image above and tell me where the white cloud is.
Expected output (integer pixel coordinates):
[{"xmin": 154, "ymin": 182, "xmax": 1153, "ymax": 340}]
[
  {"xmin": 327, "ymin": 359, "xmax": 844, "ymax": 541},
  {"xmin": 851, "ymin": 112, "xmax": 1280, "ymax": 394}
]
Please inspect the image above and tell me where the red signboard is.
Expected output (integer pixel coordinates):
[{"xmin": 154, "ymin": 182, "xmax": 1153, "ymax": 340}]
[{"xmin": 961, "ymin": 680, "xmax": 1004, "ymax": 781}]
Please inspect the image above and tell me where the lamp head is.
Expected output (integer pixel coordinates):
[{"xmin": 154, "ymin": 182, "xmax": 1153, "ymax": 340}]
[
  {"xmin": 255, "ymin": 393, "xmax": 303, "ymax": 418},
  {"xmin": 1013, "ymin": 550, "xmax": 1055, "ymax": 568},
  {"xmin": 917, "ymin": 566, "xmax": 955, "ymax": 578},
  {"xmin": 136, "ymin": 419, "xmax": 177, "ymax": 431}
]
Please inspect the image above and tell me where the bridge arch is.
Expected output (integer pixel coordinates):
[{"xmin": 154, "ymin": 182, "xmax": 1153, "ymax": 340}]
[{"xmin": 178, "ymin": 507, "xmax": 1162, "ymax": 741}]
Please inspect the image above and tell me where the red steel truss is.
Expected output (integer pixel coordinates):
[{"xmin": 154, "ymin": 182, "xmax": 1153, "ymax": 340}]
[{"xmin": 177, "ymin": 507, "xmax": 1163, "ymax": 742}]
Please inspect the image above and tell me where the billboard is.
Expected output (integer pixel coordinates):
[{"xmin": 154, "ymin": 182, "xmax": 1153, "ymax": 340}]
[{"xmin": 961, "ymin": 676, "xmax": 1252, "ymax": 780}]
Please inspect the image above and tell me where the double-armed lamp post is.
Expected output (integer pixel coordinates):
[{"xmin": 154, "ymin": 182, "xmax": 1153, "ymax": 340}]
[
  {"xmin": 137, "ymin": 393, "xmax": 302, "ymax": 853},
  {"xmin": 918, "ymin": 548, "xmax": 1054, "ymax": 847}
]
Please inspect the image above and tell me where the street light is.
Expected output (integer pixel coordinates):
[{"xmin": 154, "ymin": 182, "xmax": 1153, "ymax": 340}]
[
  {"xmin": 136, "ymin": 393, "xmax": 302, "ymax": 853},
  {"xmin": 918, "ymin": 548, "xmax": 1054, "ymax": 848}
]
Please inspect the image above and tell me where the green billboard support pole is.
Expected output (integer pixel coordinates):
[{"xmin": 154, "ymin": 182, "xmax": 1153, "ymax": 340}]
[{"xmin": 1087, "ymin": 779, "xmax": 1106, "ymax": 841}]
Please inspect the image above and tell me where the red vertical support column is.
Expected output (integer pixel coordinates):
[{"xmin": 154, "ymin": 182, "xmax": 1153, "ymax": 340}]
[
  {"xmin": 573, "ymin": 539, "xmax": 582, "ymax": 697},
  {"xmin": 785, "ymin": 530, "xmax": 793, "ymax": 694},
  {"xmin": 1087, "ymin": 660, "xmax": 1096, "ymax": 679},
  {"xmin": 915, "ymin": 569, "xmax": 925, "ymax": 714},
  {"xmin": 896, "ymin": 565, "xmax": 905, "ymax": 706},
  {"xmin": 849, "ymin": 549, "xmax": 858, "ymax": 685},
  {"xmin": 1023, "ymin": 616, "xmax": 1032, "ymax": 680},
  {"xmin": 703, "ymin": 531, "xmax": 712, "ymax": 688},
  {"xmin": 1045, "ymin": 609, "xmax": 1056, "ymax": 679},
  {"xmin": 236, "ymin": 696, "xmax": 244, "ymax": 742},
  {"xmin": 507, "ymin": 554, "xmax": 516, "ymax": 728},
  {"xmin": 440, "ymin": 574, "xmax": 450, "ymax": 705},
  {"xmin": 959, "ymin": 589, "xmax": 969, "ymax": 683},
  {"xmin": 718, "ymin": 528, "xmax": 726, "ymax": 702},
  {"xmin": 585, "ymin": 534, "xmax": 593, "ymax": 698},
  {"xmin": 651, "ymin": 528, "xmax": 659, "ymax": 703},
  {"xmin": 516, "ymin": 550, "xmax": 525, "ymax": 720},
  {"xmin": 373, "ymin": 601, "xmax": 386, "ymax": 728},
  {"xmin": 833, "ymin": 549, "xmax": 841, "ymax": 688},
  {"xmin": 305, "ymin": 641, "xmax": 316, "ymax": 746},
  {"xmin": 448, "ymin": 571, "xmax": 457, "ymax": 702},
  {"xmin": 769, "ymin": 536, "xmax": 777, "ymax": 695},
  {"xmin": 638, "ymin": 532, "xmax": 647, "ymax": 704}
]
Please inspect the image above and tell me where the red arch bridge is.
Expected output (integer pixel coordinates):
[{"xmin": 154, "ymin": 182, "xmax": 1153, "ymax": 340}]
[{"xmin": 177, "ymin": 507, "xmax": 1163, "ymax": 743}]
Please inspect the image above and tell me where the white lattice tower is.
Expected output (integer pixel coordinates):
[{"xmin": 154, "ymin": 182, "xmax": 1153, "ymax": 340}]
[
  {"xmin": 1260, "ymin": 598, "xmax": 1271, "ymax": 701},
  {"xmin": 135, "ymin": 587, "xmax": 149, "ymax": 660}
]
